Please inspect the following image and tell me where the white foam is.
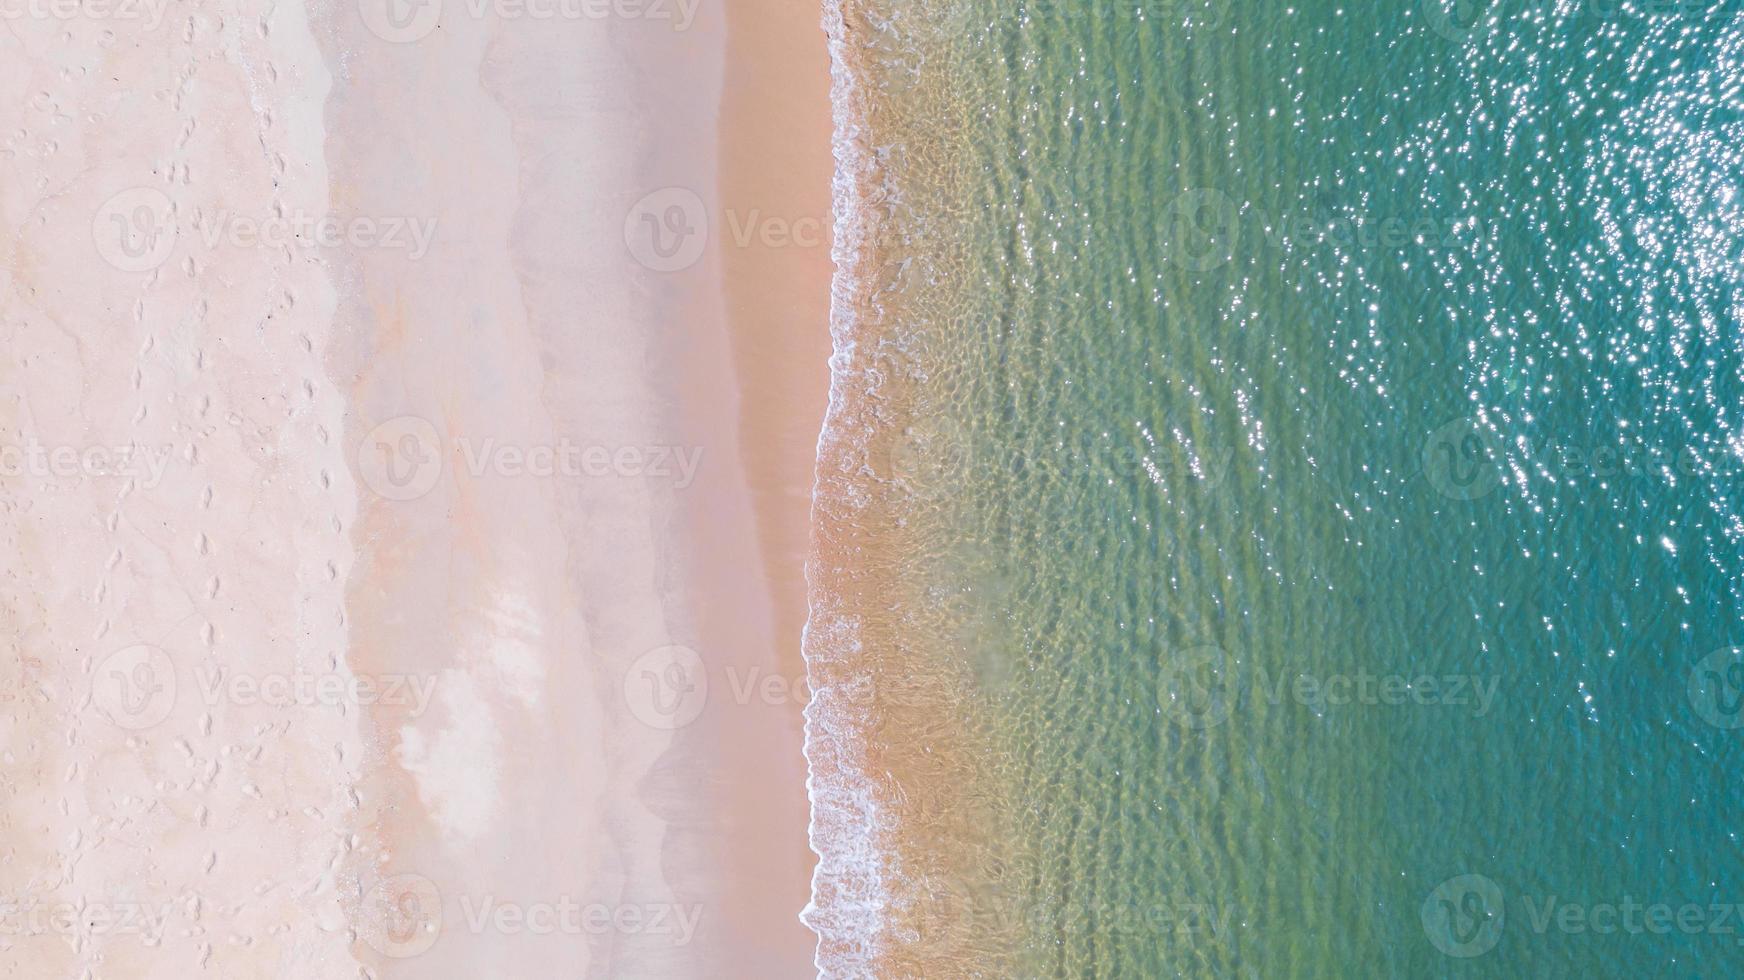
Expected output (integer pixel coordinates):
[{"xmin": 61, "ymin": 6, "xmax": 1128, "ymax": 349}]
[{"xmin": 800, "ymin": 0, "xmax": 906, "ymax": 974}]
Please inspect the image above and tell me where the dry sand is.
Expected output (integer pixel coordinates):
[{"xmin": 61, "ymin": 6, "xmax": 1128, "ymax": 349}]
[{"xmin": 0, "ymin": 0, "xmax": 830, "ymax": 974}]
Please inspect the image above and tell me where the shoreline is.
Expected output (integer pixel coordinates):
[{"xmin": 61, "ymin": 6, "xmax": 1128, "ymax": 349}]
[
  {"xmin": 803, "ymin": 0, "xmax": 887, "ymax": 970},
  {"xmin": 802, "ymin": 1, "xmax": 1026, "ymax": 974}
]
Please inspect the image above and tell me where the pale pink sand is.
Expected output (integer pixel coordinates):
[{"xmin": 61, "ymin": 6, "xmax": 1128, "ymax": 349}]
[
  {"xmin": 1, "ymin": 0, "xmax": 828, "ymax": 975},
  {"xmin": 1, "ymin": 0, "xmax": 363, "ymax": 975},
  {"xmin": 327, "ymin": 0, "xmax": 824, "ymax": 974}
]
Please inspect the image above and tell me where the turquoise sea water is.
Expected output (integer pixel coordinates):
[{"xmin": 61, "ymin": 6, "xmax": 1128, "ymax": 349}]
[{"xmin": 809, "ymin": 0, "xmax": 1744, "ymax": 975}]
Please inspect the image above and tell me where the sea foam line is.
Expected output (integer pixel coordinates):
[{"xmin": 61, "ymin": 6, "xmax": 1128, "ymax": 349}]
[{"xmin": 801, "ymin": 0, "xmax": 901, "ymax": 975}]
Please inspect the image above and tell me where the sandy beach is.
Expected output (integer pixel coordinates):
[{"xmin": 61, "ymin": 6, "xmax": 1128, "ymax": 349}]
[
  {"xmin": 711, "ymin": 0, "xmax": 836, "ymax": 968},
  {"xmin": 0, "ymin": 0, "xmax": 830, "ymax": 974}
]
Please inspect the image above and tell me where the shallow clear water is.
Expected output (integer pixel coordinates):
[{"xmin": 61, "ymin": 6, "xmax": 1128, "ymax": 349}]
[{"xmin": 811, "ymin": 0, "xmax": 1744, "ymax": 974}]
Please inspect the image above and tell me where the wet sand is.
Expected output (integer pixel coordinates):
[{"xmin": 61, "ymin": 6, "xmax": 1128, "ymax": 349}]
[{"xmin": 710, "ymin": 0, "xmax": 838, "ymax": 968}]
